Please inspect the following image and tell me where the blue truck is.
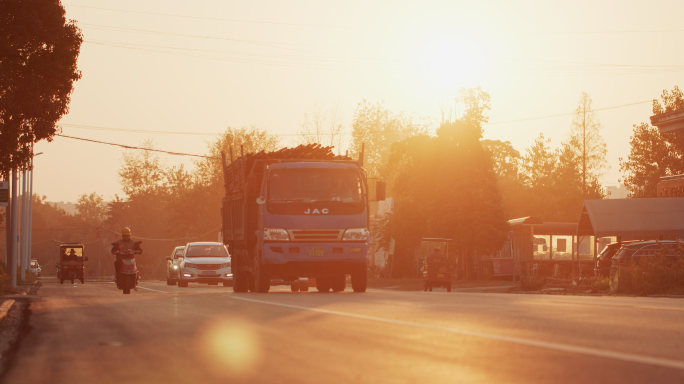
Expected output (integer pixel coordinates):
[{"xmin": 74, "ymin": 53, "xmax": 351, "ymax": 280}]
[{"xmin": 221, "ymin": 144, "xmax": 369, "ymax": 293}]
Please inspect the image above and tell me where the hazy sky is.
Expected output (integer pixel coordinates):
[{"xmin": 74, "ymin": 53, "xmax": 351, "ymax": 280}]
[{"xmin": 33, "ymin": 0, "xmax": 684, "ymax": 202}]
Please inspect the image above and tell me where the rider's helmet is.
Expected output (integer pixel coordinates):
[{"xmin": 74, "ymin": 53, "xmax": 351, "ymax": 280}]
[{"xmin": 122, "ymin": 227, "xmax": 131, "ymax": 236}]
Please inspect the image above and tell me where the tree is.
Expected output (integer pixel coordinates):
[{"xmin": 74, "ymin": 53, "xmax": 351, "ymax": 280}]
[
  {"xmin": 349, "ymin": 100, "xmax": 423, "ymax": 178},
  {"xmin": 297, "ymin": 102, "xmax": 345, "ymax": 153},
  {"xmin": 195, "ymin": 125, "xmax": 280, "ymax": 187},
  {"xmin": 76, "ymin": 192, "xmax": 107, "ymax": 223},
  {"xmin": 568, "ymin": 93, "xmax": 608, "ymax": 197},
  {"xmin": 118, "ymin": 139, "xmax": 166, "ymax": 197},
  {"xmin": 385, "ymin": 88, "xmax": 507, "ymax": 277},
  {"xmin": 0, "ymin": 0, "xmax": 82, "ymax": 177},
  {"xmin": 482, "ymin": 140, "xmax": 521, "ymax": 178},
  {"xmin": 620, "ymin": 86, "xmax": 684, "ymax": 197}
]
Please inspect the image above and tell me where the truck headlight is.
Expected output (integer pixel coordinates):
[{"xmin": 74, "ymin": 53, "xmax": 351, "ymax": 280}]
[
  {"xmin": 342, "ymin": 228, "xmax": 368, "ymax": 241},
  {"xmin": 264, "ymin": 228, "xmax": 290, "ymax": 241}
]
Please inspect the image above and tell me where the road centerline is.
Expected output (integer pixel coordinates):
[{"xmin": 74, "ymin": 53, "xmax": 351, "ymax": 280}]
[{"xmin": 226, "ymin": 295, "xmax": 684, "ymax": 371}]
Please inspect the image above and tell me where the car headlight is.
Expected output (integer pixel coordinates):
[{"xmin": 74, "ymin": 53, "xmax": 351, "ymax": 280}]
[
  {"xmin": 220, "ymin": 262, "xmax": 231, "ymax": 268},
  {"xmin": 172, "ymin": 265, "xmax": 178, "ymax": 270},
  {"xmin": 185, "ymin": 263, "xmax": 198, "ymax": 268},
  {"xmin": 342, "ymin": 228, "xmax": 368, "ymax": 241},
  {"xmin": 264, "ymin": 228, "xmax": 290, "ymax": 241}
]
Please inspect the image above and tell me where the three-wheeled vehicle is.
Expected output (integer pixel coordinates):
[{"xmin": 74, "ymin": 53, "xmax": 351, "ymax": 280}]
[
  {"xmin": 420, "ymin": 238, "xmax": 453, "ymax": 292},
  {"xmin": 58, "ymin": 243, "xmax": 88, "ymax": 284}
]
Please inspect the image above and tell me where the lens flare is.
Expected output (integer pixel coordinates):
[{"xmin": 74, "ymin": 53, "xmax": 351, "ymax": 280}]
[{"xmin": 196, "ymin": 317, "xmax": 261, "ymax": 379}]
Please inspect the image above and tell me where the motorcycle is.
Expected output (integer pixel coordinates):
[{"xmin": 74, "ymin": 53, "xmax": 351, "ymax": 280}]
[{"xmin": 116, "ymin": 248, "xmax": 141, "ymax": 295}]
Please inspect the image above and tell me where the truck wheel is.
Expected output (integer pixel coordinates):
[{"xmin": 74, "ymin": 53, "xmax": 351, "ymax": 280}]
[
  {"xmin": 331, "ymin": 274, "xmax": 346, "ymax": 292},
  {"xmin": 291, "ymin": 284, "xmax": 300, "ymax": 292},
  {"xmin": 316, "ymin": 277, "xmax": 331, "ymax": 292},
  {"xmin": 166, "ymin": 278, "xmax": 176, "ymax": 286},
  {"xmin": 447, "ymin": 282, "xmax": 452, "ymax": 292},
  {"xmin": 351, "ymin": 267, "xmax": 367, "ymax": 293},
  {"xmin": 255, "ymin": 262, "xmax": 271, "ymax": 293},
  {"xmin": 232, "ymin": 270, "xmax": 248, "ymax": 292},
  {"xmin": 424, "ymin": 281, "xmax": 428, "ymax": 292},
  {"xmin": 299, "ymin": 280, "xmax": 309, "ymax": 292},
  {"xmin": 60, "ymin": 279, "xmax": 64, "ymax": 284}
]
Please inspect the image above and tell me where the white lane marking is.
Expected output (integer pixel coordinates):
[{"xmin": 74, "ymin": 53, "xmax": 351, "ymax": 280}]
[
  {"xmin": 136, "ymin": 286, "xmax": 169, "ymax": 294},
  {"xmin": 227, "ymin": 295, "xmax": 684, "ymax": 371}
]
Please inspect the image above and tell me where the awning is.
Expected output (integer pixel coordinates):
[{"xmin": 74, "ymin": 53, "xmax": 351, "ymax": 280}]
[
  {"xmin": 508, "ymin": 217, "xmax": 543, "ymax": 226},
  {"xmin": 577, "ymin": 198, "xmax": 684, "ymax": 238}
]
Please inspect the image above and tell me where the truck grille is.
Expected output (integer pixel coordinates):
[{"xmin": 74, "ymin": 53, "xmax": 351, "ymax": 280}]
[
  {"xmin": 288, "ymin": 229, "xmax": 344, "ymax": 242},
  {"xmin": 196, "ymin": 264, "xmax": 221, "ymax": 270}
]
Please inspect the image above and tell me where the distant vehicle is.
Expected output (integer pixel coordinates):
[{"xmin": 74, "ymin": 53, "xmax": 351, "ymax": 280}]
[
  {"xmin": 164, "ymin": 246, "xmax": 185, "ymax": 285},
  {"xmin": 176, "ymin": 242, "xmax": 232, "ymax": 287},
  {"xmin": 612, "ymin": 241, "xmax": 683, "ymax": 267},
  {"xmin": 595, "ymin": 241, "xmax": 638, "ymax": 277},
  {"xmin": 29, "ymin": 259, "xmax": 42, "ymax": 277},
  {"xmin": 58, "ymin": 243, "xmax": 88, "ymax": 284}
]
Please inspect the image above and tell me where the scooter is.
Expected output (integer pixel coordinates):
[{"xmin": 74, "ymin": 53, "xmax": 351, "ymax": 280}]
[{"xmin": 117, "ymin": 249, "xmax": 139, "ymax": 295}]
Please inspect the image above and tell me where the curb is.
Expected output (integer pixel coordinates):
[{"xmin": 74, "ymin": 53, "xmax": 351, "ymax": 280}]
[{"xmin": 0, "ymin": 300, "xmax": 15, "ymax": 321}]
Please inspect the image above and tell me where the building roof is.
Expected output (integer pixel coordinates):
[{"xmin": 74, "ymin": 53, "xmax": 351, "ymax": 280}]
[
  {"xmin": 650, "ymin": 109, "xmax": 684, "ymax": 134},
  {"xmin": 577, "ymin": 198, "xmax": 684, "ymax": 238}
]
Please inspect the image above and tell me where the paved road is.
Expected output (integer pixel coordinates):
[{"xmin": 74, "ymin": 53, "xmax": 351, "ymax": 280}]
[{"xmin": 3, "ymin": 278, "xmax": 684, "ymax": 384}]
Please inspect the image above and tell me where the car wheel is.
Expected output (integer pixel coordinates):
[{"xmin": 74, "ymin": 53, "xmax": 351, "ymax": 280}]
[
  {"xmin": 291, "ymin": 284, "xmax": 300, "ymax": 292},
  {"xmin": 331, "ymin": 274, "xmax": 346, "ymax": 292},
  {"xmin": 166, "ymin": 277, "xmax": 175, "ymax": 286},
  {"xmin": 299, "ymin": 280, "xmax": 309, "ymax": 292},
  {"xmin": 316, "ymin": 276, "xmax": 331, "ymax": 293},
  {"xmin": 447, "ymin": 282, "xmax": 452, "ymax": 292}
]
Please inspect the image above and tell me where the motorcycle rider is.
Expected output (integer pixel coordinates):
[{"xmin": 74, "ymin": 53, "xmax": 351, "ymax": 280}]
[{"xmin": 111, "ymin": 227, "xmax": 142, "ymax": 289}]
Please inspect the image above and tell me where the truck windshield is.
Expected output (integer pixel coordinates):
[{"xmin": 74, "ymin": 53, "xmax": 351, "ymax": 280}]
[{"xmin": 269, "ymin": 168, "xmax": 363, "ymax": 203}]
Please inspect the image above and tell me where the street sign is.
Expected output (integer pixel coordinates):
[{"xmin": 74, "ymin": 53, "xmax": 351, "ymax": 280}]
[{"xmin": 0, "ymin": 181, "xmax": 8, "ymax": 207}]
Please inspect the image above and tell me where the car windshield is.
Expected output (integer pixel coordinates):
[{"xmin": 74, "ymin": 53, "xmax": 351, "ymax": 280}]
[
  {"xmin": 598, "ymin": 246, "xmax": 618, "ymax": 259},
  {"xmin": 269, "ymin": 168, "xmax": 363, "ymax": 203},
  {"xmin": 185, "ymin": 245, "xmax": 228, "ymax": 258}
]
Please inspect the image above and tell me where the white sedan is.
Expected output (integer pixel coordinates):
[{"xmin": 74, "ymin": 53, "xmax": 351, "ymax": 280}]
[{"xmin": 176, "ymin": 242, "xmax": 232, "ymax": 287}]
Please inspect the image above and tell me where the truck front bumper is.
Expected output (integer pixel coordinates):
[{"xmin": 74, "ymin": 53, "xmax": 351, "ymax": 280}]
[{"xmin": 261, "ymin": 242, "xmax": 368, "ymax": 277}]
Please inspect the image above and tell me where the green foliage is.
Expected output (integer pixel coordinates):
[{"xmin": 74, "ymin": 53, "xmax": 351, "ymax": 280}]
[
  {"xmin": 76, "ymin": 193, "xmax": 107, "ymax": 223},
  {"xmin": 0, "ymin": 0, "xmax": 83, "ymax": 177},
  {"xmin": 620, "ymin": 86, "xmax": 684, "ymax": 197},
  {"xmin": 591, "ymin": 278, "xmax": 610, "ymax": 292}
]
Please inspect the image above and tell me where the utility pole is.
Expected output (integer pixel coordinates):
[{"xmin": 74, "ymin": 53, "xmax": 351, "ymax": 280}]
[
  {"xmin": 20, "ymin": 168, "xmax": 27, "ymax": 281},
  {"xmin": 10, "ymin": 167, "xmax": 18, "ymax": 288},
  {"xmin": 27, "ymin": 150, "xmax": 37, "ymax": 275},
  {"xmin": 98, "ymin": 222, "xmax": 102, "ymax": 278}
]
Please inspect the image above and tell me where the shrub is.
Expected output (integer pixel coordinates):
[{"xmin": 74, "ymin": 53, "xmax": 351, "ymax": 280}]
[{"xmin": 625, "ymin": 256, "xmax": 684, "ymax": 295}]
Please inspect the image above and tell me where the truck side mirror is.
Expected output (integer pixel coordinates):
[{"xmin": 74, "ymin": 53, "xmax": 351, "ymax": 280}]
[
  {"xmin": 165, "ymin": 256, "xmax": 172, "ymax": 261},
  {"xmin": 256, "ymin": 196, "xmax": 266, "ymax": 205},
  {"xmin": 376, "ymin": 181, "xmax": 386, "ymax": 201}
]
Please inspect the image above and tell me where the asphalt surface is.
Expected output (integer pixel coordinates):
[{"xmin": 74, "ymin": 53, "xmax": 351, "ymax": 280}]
[{"xmin": 3, "ymin": 278, "xmax": 684, "ymax": 384}]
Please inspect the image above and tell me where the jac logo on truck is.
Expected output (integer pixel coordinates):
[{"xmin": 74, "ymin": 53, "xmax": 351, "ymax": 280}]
[{"xmin": 304, "ymin": 208, "xmax": 329, "ymax": 214}]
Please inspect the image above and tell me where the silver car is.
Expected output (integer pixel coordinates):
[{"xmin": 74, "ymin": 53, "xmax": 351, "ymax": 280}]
[
  {"xmin": 177, "ymin": 242, "xmax": 232, "ymax": 287},
  {"xmin": 165, "ymin": 246, "xmax": 185, "ymax": 285}
]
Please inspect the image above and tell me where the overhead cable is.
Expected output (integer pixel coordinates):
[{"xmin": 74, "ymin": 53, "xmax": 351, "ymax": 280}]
[
  {"xmin": 55, "ymin": 134, "xmax": 219, "ymax": 159},
  {"xmin": 486, "ymin": 100, "xmax": 652, "ymax": 125}
]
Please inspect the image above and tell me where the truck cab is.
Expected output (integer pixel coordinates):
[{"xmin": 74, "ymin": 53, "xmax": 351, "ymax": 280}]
[{"xmin": 256, "ymin": 162, "xmax": 368, "ymax": 292}]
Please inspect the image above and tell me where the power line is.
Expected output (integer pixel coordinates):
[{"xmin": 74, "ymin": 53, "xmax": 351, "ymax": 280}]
[
  {"xmin": 65, "ymin": 4, "xmax": 684, "ymax": 34},
  {"xmin": 486, "ymin": 100, "xmax": 652, "ymax": 125},
  {"xmin": 66, "ymin": 4, "xmax": 407, "ymax": 31},
  {"xmin": 55, "ymin": 134, "xmax": 220, "ymax": 159}
]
